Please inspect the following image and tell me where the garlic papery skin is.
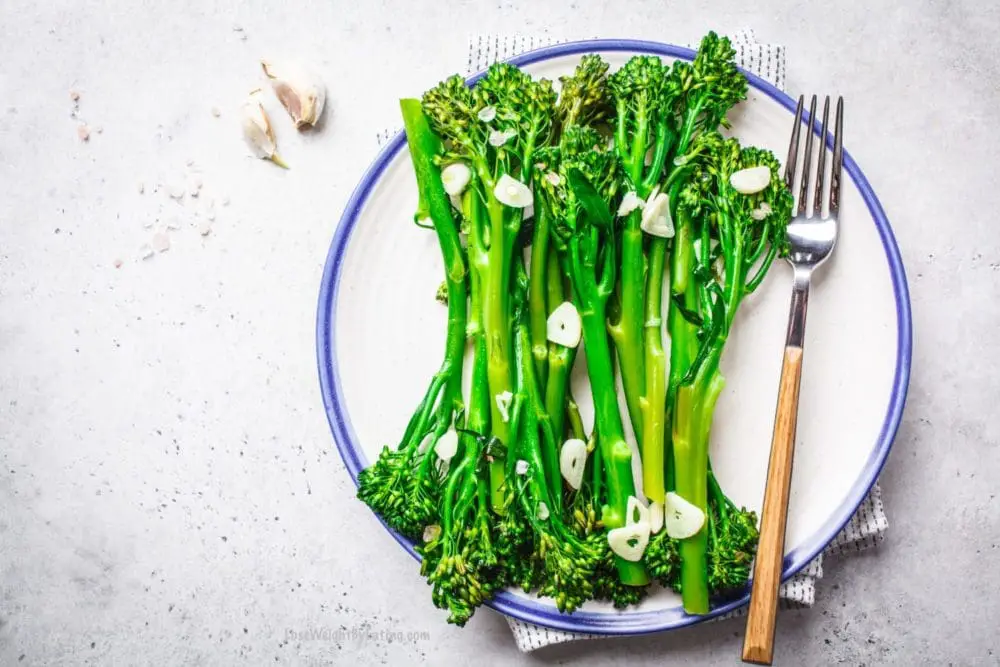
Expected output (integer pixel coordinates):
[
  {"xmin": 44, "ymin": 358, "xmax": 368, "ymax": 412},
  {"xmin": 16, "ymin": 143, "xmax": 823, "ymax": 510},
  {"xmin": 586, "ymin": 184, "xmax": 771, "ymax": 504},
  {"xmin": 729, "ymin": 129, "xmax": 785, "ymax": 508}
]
[
  {"xmin": 261, "ymin": 60, "xmax": 325, "ymax": 129},
  {"xmin": 240, "ymin": 97, "xmax": 287, "ymax": 168}
]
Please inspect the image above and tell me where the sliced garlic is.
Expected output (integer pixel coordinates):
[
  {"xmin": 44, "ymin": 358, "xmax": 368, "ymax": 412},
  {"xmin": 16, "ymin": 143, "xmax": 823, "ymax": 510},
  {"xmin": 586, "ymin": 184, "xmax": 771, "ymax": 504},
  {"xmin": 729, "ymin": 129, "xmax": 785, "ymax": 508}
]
[
  {"xmin": 729, "ymin": 165, "xmax": 771, "ymax": 194},
  {"xmin": 649, "ymin": 500, "xmax": 664, "ymax": 534},
  {"xmin": 261, "ymin": 60, "xmax": 325, "ymax": 129},
  {"xmin": 546, "ymin": 301, "xmax": 582, "ymax": 348},
  {"xmin": 417, "ymin": 431, "xmax": 435, "ymax": 454},
  {"xmin": 495, "ymin": 390, "xmax": 513, "ymax": 423},
  {"xmin": 441, "ymin": 162, "xmax": 471, "ymax": 196},
  {"xmin": 664, "ymin": 491, "xmax": 706, "ymax": 539},
  {"xmin": 488, "ymin": 128, "xmax": 516, "ymax": 147},
  {"xmin": 435, "ymin": 429, "xmax": 458, "ymax": 461},
  {"xmin": 544, "ymin": 171, "xmax": 561, "ymax": 187},
  {"xmin": 477, "ymin": 105, "xmax": 497, "ymax": 122},
  {"xmin": 493, "ymin": 174, "xmax": 532, "ymax": 209},
  {"xmin": 537, "ymin": 502, "xmax": 550, "ymax": 521},
  {"xmin": 617, "ymin": 191, "xmax": 643, "ymax": 217},
  {"xmin": 559, "ymin": 438, "xmax": 588, "ymax": 490},
  {"xmin": 515, "ymin": 459, "xmax": 529, "ymax": 475},
  {"xmin": 608, "ymin": 522, "xmax": 650, "ymax": 561},
  {"xmin": 423, "ymin": 524, "xmax": 441, "ymax": 543},
  {"xmin": 640, "ymin": 192, "xmax": 674, "ymax": 238},
  {"xmin": 644, "ymin": 147, "xmax": 654, "ymax": 166},
  {"xmin": 751, "ymin": 201, "xmax": 773, "ymax": 220},
  {"xmin": 625, "ymin": 496, "xmax": 650, "ymax": 527},
  {"xmin": 240, "ymin": 97, "xmax": 287, "ymax": 168}
]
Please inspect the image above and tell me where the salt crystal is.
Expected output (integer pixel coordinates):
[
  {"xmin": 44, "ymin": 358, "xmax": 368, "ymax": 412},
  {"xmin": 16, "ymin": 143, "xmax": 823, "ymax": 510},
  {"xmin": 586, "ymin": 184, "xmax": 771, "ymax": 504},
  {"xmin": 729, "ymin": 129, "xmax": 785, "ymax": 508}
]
[
  {"xmin": 152, "ymin": 232, "xmax": 170, "ymax": 253},
  {"xmin": 198, "ymin": 221, "xmax": 212, "ymax": 236},
  {"xmin": 95, "ymin": 126, "xmax": 103, "ymax": 134},
  {"xmin": 211, "ymin": 107, "xmax": 221, "ymax": 118},
  {"xmin": 166, "ymin": 219, "xmax": 181, "ymax": 230},
  {"xmin": 137, "ymin": 182, "xmax": 145, "ymax": 194},
  {"xmin": 69, "ymin": 90, "xmax": 81, "ymax": 102},
  {"xmin": 168, "ymin": 185, "xmax": 185, "ymax": 200},
  {"xmin": 77, "ymin": 124, "xmax": 90, "ymax": 141},
  {"xmin": 221, "ymin": 196, "xmax": 230, "ymax": 207},
  {"xmin": 113, "ymin": 259, "xmax": 123, "ymax": 269},
  {"xmin": 139, "ymin": 244, "xmax": 154, "ymax": 260}
]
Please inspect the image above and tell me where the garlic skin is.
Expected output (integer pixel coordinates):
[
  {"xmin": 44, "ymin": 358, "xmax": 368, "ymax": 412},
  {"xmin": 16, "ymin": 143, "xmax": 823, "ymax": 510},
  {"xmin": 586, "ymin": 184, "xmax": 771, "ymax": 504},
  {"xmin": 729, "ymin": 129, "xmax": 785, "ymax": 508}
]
[
  {"xmin": 240, "ymin": 97, "xmax": 287, "ymax": 168},
  {"xmin": 261, "ymin": 60, "xmax": 326, "ymax": 129}
]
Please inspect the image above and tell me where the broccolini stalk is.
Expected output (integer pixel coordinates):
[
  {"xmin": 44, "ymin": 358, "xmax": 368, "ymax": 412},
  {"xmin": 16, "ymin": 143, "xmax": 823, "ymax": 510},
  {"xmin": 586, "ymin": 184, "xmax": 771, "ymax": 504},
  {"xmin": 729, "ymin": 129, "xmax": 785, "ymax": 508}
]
[
  {"xmin": 635, "ymin": 33, "xmax": 749, "ymax": 512},
  {"xmin": 670, "ymin": 132, "xmax": 792, "ymax": 613},
  {"xmin": 528, "ymin": 55, "xmax": 612, "ymax": 398},
  {"xmin": 423, "ymin": 65, "xmax": 557, "ymax": 512},
  {"xmin": 510, "ymin": 261, "xmax": 606, "ymax": 612},
  {"xmin": 356, "ymin": 100, "xmax": 469, "ymax": 540},
  {"xmin": 606, "ymin": 55, "xmax": 674, "ymax": 445},
  {"xmin": 538, "ymin": 125, "xmax": 648, "ymax": 586}
]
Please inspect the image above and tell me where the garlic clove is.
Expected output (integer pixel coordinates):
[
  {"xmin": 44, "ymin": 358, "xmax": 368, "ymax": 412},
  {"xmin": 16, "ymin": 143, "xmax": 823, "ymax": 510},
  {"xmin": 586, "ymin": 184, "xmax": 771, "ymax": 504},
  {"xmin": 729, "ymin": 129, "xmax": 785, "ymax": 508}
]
[
  {"xmin": 435, "ymin": 429, "xmax": 458, "ymax": 461},
  {"xmin": 493, "ymin": 174, "xmax": 532, "ymax": 208},
  {"xmin": 423, "ymin": 524, "xmax": 441, "ymax": 543},
  {"xmin": 441, "ymin": 162, "xmax": 471, "ymax": 196},
  {"xmin": 608, "ymin": 522, "xmax": 651, "ymax": 561},
  {"xmin": 477, "ymin": 105, "xmax": 497, "ymax": 122},
  {"xmin": 241, "ymin": 97, "xmax": 287, "ymax": 168},
  {"xmin": 488, "ymin": 128, "xmax": 516, "ymax": 147},
  {"xmin": 515, "ymin": 459, "xmax": 529, "ymax": 475},
  {"xmin": 546, "ymin": 301, "xmax": 582, "ymax": 348},
  {"xmin": 261, "ymin": 60, "xmax": 326, "ymax": 129},
  {"xmin": 729, "ymin": 165, "xmax": 771, "ymax": 194},
  {"xmin": 625, "ymin": 495, "xmax": 650, "ymax": 527},
  {"xmin": 664, "ymin": 491, "xmax": 706, "ymax": 539},
  {"xmin": 617, "ymin": 191, "xmax": 643, "ymax": 217},
  {"xmin": 649, "ymin": 500, "xmax": 664, "ymax": 534},
  {"xmin": 640, "ymin": 192, "xmax": 674, "ymax": 238},
  {"xmin": 495, "ymin": 390, "xmax": 513, "ymax": 423},
  {"xmin": 559, "ymin": 438, "xmax": 588, "ymax": 490}
]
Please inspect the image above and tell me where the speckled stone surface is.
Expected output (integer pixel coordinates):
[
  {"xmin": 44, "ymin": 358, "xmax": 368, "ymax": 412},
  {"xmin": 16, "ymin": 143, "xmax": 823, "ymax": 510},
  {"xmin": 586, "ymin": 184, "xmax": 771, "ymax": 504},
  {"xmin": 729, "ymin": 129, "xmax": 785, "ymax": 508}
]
[{"xmin": 0, "ymin": 2, "xmax": 997, "ymax": 665}]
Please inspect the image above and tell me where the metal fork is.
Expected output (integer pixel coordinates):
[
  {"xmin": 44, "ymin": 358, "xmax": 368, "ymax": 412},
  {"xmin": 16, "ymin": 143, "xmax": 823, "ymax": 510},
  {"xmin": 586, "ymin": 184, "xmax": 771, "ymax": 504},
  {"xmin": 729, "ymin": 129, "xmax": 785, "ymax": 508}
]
[{"xmin": 741, "ymin": 95, "xmax": 844, "ymax": 666}]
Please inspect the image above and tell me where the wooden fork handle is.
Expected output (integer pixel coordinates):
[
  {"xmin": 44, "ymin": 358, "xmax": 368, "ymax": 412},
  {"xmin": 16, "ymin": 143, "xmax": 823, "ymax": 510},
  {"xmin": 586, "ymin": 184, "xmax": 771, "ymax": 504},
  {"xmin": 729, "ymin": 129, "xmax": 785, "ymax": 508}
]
[{"xmin": 741, "ymin": 345, "xmax": 804, "ymax": 665}]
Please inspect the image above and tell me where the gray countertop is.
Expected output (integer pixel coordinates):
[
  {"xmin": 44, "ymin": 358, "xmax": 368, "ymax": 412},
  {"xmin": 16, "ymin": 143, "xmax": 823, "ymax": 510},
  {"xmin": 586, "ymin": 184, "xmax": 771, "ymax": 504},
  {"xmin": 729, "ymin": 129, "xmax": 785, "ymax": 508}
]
[{"xmin": 1, "ymin": 1, "xmax": 997, "ymax": 665}]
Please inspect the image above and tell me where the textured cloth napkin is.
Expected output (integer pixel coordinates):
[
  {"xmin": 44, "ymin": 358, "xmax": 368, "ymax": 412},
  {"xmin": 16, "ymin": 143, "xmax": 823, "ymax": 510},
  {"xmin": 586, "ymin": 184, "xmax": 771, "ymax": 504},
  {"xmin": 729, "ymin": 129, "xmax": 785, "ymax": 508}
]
[{"xmin": 374, "ymin": 28, "xmax": 888, "ymax": 653}]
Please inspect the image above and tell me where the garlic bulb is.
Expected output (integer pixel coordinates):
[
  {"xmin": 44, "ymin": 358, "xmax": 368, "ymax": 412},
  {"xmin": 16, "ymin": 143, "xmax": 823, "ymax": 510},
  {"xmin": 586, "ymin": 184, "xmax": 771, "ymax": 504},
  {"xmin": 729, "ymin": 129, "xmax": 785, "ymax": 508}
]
[
  {"xmin": 240, "ymin": 96, "xmax": 287, "ymax": 168},
  {"xmin": 261, "ymin": 60, "xmax": 326, "ymax": 129}
]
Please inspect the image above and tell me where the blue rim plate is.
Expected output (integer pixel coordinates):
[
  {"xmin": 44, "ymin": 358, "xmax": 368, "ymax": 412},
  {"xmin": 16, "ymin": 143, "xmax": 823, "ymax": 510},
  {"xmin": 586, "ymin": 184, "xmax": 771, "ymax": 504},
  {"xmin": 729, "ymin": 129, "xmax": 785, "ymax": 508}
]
[{"xmin": 316, "ymin": 38, "xmax": 912, "ymax": 635}]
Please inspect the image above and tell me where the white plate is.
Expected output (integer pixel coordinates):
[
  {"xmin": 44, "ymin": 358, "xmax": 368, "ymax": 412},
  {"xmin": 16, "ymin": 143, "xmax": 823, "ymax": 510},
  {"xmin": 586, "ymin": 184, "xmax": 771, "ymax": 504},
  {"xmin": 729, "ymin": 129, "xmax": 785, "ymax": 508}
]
[{"xmin": 317, "ymin": 39, "xmax": 912, "ymax": 634}]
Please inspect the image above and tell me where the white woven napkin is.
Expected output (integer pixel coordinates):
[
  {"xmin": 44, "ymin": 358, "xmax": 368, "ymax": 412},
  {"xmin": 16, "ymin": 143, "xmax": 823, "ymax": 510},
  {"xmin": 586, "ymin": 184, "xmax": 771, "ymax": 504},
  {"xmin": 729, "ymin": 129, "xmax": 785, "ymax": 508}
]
[{"xmin": 374, "ymin": 28, "xmax": 888, "ymax": 653}]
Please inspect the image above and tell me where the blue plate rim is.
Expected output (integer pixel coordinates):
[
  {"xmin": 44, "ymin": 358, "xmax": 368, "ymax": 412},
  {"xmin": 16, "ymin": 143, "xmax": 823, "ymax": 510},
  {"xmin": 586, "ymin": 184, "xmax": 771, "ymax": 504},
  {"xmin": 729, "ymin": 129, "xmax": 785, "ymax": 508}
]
[{"xmin": 316, "ymin": 38, "xmax": 912, "ymax": 634}]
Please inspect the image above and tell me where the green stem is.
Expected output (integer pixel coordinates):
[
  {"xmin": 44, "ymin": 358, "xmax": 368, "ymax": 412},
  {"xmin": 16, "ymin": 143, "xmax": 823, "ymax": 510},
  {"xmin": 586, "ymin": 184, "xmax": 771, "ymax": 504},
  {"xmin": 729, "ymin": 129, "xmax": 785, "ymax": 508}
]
[
  {"xmin": 641, "ymin": 236, "xmax": 667, "ymax": 504},
  {"xmin": 484, "ymin": 208, "xmax": 514, "ymax": 513},
  {"xmin": 611, "ymin": 213, "xmax": 645, "ymax": 443},
  {"xmin": 529, "ymin": 206, "xmax": 551, "ymax": 390},
  {"xmin": 569, "ymin": 241, "xmax": 648, "ymax": 586}
]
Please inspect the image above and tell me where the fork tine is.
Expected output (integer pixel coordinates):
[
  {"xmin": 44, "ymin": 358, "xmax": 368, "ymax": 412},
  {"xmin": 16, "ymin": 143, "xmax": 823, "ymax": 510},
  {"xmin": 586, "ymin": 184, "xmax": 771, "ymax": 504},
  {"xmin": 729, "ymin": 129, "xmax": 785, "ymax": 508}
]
[
  {"xmin": 812, "ymin": 97, "xmax": 830, "ymax": 218},
  {"xmin": 784, "ymin": 95, "xmax": 804, "ymax": 190},
  {"xmin": 797, "ymin": 95, "xmax": 817, "ymax": 215},
  {"xmin": 829, "ymin": 96, "xmax": 844, "ymax": 216}
]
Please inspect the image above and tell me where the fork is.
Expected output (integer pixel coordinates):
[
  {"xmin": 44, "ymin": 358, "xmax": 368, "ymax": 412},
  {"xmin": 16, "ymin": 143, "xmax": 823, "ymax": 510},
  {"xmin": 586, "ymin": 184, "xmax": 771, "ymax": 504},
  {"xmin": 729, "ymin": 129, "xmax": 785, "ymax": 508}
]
[{"xmin": 741, "ymin": 94, "xmax": 843, "ymax": 666}]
